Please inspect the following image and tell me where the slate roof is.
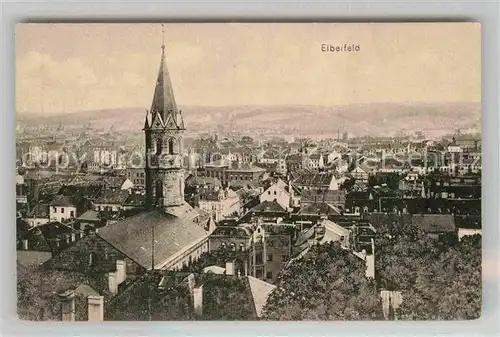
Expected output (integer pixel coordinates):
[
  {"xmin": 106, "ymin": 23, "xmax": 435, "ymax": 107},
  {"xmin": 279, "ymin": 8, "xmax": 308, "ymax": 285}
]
[
  {"xmin": 20, "ymin": 221, "xmax": 80, "ymax": 254},
  {"xmin": 122, "ymin": 193, "xmax": 145, "ymax": 207},
  {"xmin": 211, "ymin": 226, "xmax": 252, "ymax": 237},
  {"xmin": 294, "ymin": 172, "xmax": 334, "ymax": 186},
  {"xmin": 250, "ymin": 200, "xmax": 287, "ymax": 213},
  {"xmin": 300, "ymin": 189, "xmax": 346, "ymax": 204},
  {"xmin": 297, "ymin": 203, "xmax": 342, "ymax": 216},
  {"xmin": 97, "ymin": 209, "xmax": 207, "ymax": 269},
  {"xmin": 77, "ymin": 209, "xmax": 100, "ymax": 222},
  {"xmin": 411, "ymin": 214, "xmax": 456, "ymax": 233},
  {"xmin": 50, "ymin": 194, "xmax": 77, "ymax": 207},
  {"xmin": 17, "ymin": 250, "xmax": 52, "ymax": 268},
  {"xmin": 95, "ymin": 189, "xmax": 130, "ymax": 205}
]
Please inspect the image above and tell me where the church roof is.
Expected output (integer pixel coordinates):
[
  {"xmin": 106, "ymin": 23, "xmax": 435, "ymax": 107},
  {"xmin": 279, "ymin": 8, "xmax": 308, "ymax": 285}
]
[{"xmin": 97, "ymin": 209, "xmax": 207, "ymax": 269}]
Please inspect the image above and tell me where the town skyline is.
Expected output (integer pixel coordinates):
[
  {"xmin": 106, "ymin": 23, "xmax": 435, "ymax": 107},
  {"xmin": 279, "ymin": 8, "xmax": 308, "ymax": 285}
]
[{"xmin": 16, "ymin": 23, "xmax": 480, "ymax": 115}]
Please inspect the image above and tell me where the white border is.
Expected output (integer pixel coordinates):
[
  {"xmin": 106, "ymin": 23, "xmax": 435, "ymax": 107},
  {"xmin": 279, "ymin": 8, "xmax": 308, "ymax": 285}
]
[{"xmin": 1, "ymin": 1, "xmax": 499, "ymax": 336}]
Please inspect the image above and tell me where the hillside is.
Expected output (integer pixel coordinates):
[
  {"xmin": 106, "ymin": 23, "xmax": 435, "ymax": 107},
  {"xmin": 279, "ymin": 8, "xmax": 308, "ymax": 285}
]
[{"xmin": 16, "ymin": 102, "xmax": 481, "ymax": 137}]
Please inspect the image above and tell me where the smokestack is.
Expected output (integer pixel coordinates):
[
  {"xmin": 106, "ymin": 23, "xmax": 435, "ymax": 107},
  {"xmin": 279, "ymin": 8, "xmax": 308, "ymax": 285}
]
[
  {"xmin": 58, "ymin": 289, "xmax": 75, "ymax": 321},
  {"xmin": 225, "ymin": 261, "xmax": 234, "ymax": 276},
  {"xmin": 116, "ymin": 260, "xmax": 126, "ymax": 285},
  {"xmin": 87, "ymin": 295, "xmax": 104, "ymax": 322},
  {"xmin": 22, "ymin": 239, "xmax": 28, "ymax": 250},
  {"xmin": 108, "ymin": 272, "xmax": 118, "ymax": 296},
  {"xmin": 193, "ymin": 285, "xmax": 203, "ymax": 317}
]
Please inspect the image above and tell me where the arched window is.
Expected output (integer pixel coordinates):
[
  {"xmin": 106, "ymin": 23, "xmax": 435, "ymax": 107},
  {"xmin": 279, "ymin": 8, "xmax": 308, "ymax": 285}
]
[
  {"xmin": 155, "ymin": 180, "xmax": 163, "ymax": 199},
  {"xmin": 156, "ymin": 138, "xmax": 163, "ymax": 155},
  {"xmin": 230, "ymin": 243, "xmax": 236, "ymax": 251},
  {"xmin": 168, "ymin": 138, "xmax": 176, "ymax": 155}
]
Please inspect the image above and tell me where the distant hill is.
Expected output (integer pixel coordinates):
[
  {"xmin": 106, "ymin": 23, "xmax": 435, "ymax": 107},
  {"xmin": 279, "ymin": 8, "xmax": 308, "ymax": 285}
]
[{"xmin": 16, "ymin": 102, "xmax": 481, "ymax": 137}]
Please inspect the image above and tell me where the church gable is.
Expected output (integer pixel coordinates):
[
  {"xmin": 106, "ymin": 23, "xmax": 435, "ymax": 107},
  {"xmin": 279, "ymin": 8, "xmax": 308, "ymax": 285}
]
[{"xmin": 150, "ymin": 111, "xmax": 165, "ymax": 129}]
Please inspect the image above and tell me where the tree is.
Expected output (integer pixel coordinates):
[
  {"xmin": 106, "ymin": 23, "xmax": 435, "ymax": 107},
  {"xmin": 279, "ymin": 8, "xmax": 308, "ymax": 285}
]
[
  {"xmin": 261, "ymin": 242, "xmax": 383, "ymax": 320},
  {"xmin": 396, "ymin": 235, "xmax": 481, "ymax": 320}
]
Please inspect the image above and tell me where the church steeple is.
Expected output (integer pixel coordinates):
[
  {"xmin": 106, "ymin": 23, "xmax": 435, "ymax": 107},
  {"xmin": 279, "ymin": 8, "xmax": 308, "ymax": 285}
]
[
  {"xmin": 144, "ymin": 24, "xmax": 186, "ymax": 211},
  {"xmin": 148, "ymin": 24, "xmax": 185, "ymax": 130}
]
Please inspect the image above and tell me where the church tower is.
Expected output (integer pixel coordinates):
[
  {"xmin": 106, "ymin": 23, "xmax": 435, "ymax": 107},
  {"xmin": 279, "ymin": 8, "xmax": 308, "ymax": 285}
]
[{"xmin": 144, "ymin": 25, "xmax": 186, "ymax": 210}]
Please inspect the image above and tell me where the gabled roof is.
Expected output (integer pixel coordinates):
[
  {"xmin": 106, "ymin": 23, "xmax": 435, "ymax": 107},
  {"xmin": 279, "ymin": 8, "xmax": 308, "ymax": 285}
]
[
  {"xmin": 50, "ymin": 194, "xmax": 77, "ymax": 207},
  {"xmin": 250, "ymin": 200, "xmax": 287, "ymax": 213},
  {"xmin": 247, "ymin": 276, "xmax": 276, "ymax": 317},
  {"xmin": 20, "ymin": 221, "xmax": 80, "ymax": 254},
  {"xmin": 297, "ymin": 203, "xmax": 342, "ymax": 216},
  {"xmin": 300, "ymin": 189, "xmax": 346, "ymax": 204},
  {"xmin": 97, "ymin": 209, "xmax": 207, "ymax": 269}
]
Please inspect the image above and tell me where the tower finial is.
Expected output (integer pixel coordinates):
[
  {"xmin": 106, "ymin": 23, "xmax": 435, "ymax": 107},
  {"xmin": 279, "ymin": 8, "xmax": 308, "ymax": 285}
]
[{"xmin": 161, "ymin": 23, "xmax": 165, "ymax": 54}]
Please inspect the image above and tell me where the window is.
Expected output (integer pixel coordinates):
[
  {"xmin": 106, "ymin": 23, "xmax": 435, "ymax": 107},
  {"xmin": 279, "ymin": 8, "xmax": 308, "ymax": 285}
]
[
  {"xmin": 268, "ymin": 191, "xmax": 271, "ymax": 195},
  {"xmin": 267, "ymin": 254, "xmax": 273, "ymax": 262},
  {"xmin": 61, "ymin": 207, "xmax": 65, "ymax": 213},
  {"xmin": 230, "ymin": 243, "xmax": 236, "ymax": 251},
  {"xmin": 256, "ymin": 253, "xmax": 263, "ymax": 264},
  {"xmin": 89, "ymin": 252, "xmax": 97, "ymax": 266},
  {"xmin": 168, "ymin": 138, "xmax": 176, "ymax": 154},
  {"xmin": 156, "ymin": 138, "xmax": 163, "ymax": 155},
  {"xmin": 239, "ymin": 243, "xmax": 244, "ymax": 251},
  {"xmin": 70, "ymin": 211, "xmax": 74, "ymax": 218},
  {"xmin": 266, "ymin": 271, "xmax": 273, "ymax": 279},
  {"xmin": 273, "ymin": 191, "xmax": 277, "ymax": 195}
]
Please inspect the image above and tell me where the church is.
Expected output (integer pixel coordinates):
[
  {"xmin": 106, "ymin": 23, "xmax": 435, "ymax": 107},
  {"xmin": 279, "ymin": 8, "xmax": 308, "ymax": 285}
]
[{"xmin": 95, "ymin": 32, "xmax": 212, "ymax": 271}]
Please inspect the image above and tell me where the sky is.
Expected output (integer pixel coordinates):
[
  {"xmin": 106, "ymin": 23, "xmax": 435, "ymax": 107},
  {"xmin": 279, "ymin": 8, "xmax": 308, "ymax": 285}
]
[{"xmin": 16, "ymin": 23, "xmax": 480, "ymax": 115}]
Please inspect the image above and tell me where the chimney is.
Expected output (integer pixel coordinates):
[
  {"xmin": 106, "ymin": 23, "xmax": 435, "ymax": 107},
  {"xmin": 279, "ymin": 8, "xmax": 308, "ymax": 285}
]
[
  {"xmin": 225, "ymin": 261, "xmax": 234, "ymax": 276},
  {"xmin": 58, "ymin": 289, "xmax": 75, "ymax": 321},
  {"xmin": 116, "ymin": 260, "xmax": 126, "ymax": 285},
  {"xmin": 87, "ymin": 295, "xmax": 104, "ymax": 322},
  {"xmin": 193, "ymin": 284, "xmax": 203, "ymax": 317},
  {"xmin": 108, "ymin": 272, "xmax": 118, "ymax": 296},
  {"xmin": 71, "ymin": 233, "xmax": 76, "ymax": 242},
  {"xmin": 22, "ymin": 239, "xmax": 28, "ymax": 250}
]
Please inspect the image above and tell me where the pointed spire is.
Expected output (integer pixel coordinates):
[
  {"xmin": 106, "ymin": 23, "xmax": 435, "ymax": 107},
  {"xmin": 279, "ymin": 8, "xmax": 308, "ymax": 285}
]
[
  {"xmin": 143, "ymin": 110, "xmax": 150, "ymax": 129},
  {"xmin": 149, "ymin": 23, "xmax": 183, "ymax": 129}
]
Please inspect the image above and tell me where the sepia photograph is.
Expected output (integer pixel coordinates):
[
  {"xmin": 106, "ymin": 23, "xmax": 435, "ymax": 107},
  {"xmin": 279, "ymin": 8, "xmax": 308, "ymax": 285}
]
[{"xmin": 15, "ymin": 22, "xmax": 481, "ymax": 321}]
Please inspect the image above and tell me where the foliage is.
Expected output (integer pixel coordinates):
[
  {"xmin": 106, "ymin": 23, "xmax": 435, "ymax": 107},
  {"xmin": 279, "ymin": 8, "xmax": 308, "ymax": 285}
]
[
  {"xmin": 373, "ymin": 213, "xmax": 482, "ymax": 320},
  {"xmin": 396, "ymin": 235, "xmax": 481, "ymax": 320},
  {"xmin": 261, "ymin": 241, "xmax": 383, "ymax": 320},
  {"xmin": 202, "ymin": 274, "xmax": 257, "ymax": 320},
  {"xmin": 105, "ymin": 272, "xmax": 195, "ymax": 321},
  {"xmin": 17, "ymin": 268, "xmax": 99, "ymax": 321},
  {"xmin": 339, "ymin": 178, "xmax": 356, "ymax": 191}
]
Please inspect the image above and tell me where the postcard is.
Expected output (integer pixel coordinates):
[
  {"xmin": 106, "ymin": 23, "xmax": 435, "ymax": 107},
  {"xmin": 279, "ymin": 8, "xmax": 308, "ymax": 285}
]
[{"xmin": 15, "ymin": 22, "xmax": 481, "ymax": 321}]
